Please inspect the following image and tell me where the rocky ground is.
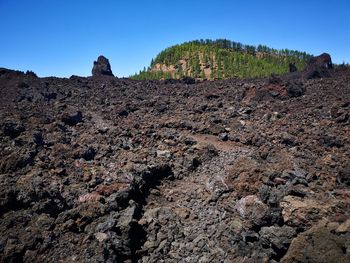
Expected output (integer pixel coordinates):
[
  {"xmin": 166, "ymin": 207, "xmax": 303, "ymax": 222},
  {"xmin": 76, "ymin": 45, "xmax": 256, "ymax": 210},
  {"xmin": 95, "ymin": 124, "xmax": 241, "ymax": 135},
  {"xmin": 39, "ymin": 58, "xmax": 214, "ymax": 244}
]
[{"xmin": 0, "ymin": 60, "xmax": 349, "ymax": 262}]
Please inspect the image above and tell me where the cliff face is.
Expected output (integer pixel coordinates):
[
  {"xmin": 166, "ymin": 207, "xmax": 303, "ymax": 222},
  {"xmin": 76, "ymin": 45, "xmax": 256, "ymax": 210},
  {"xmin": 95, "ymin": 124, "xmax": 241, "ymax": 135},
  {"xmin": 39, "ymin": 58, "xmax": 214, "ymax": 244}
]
[{"xmin": 0, "ymin": 63, "xmax": 349, "ymax": 262}]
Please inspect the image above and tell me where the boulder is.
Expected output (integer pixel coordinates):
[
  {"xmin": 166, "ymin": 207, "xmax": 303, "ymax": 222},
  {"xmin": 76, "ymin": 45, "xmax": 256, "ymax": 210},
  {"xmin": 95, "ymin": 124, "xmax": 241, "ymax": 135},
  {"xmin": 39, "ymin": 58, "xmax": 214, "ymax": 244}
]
[
  {"xmin": 259, "ymin": 225, "xmax": 296, "ymax": 252},
  {"xmin": 289, "ymin": 62, "xmax": 297, "ymax": 73},
  {"xmin": 280, "ymin": 196, "xmax": 339, "ymax": 229},
  {"xmin": 181, "ymin": 76, "xmax": 196, "ymax": 84},
  {"xmin": 337, "ymin": 166, "xmax": 350, "ymax": 186},
  {"xmin": 92, "ymin": 56, "xmax": 114, "ymax": 77},
  {"xmin": 304, "ymin": 53, "xmax": 333, "ymax": 79},
  {"xmin": 336, "ymin": 219, "xmax": 350, "ymax": 233},
  {"xmin": 83, "ymin": 147, "xmax": 97, "ymax": 161},
  {"xmin": 235, "ymin": 195, "xmax": 268, "ymax": 226},
  {"xmin": 3, "ymin": 123, "xmax": 25, "ymax": 139},
  {"xmin": 286, "ymin": 81, "xmax": 305, "ymax": 98},
  {"xmin": 281, "ymin": 221, "xmax": 350, "ymax": 263},
  {"xmin": 61, "ymin": 111, "xmax": 83, "ymax": 126}
]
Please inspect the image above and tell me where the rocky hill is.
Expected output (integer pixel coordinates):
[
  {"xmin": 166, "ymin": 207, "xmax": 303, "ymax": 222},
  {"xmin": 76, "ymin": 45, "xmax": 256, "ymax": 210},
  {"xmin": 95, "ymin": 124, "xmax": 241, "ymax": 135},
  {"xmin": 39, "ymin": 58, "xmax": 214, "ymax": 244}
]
[
  {"xmin": 131, "ymin": 39, "xmax": 313, "ymax": 80},
  {"xmin": 0, "ymin": 55, "xmax": 349, "ymax": 262}
]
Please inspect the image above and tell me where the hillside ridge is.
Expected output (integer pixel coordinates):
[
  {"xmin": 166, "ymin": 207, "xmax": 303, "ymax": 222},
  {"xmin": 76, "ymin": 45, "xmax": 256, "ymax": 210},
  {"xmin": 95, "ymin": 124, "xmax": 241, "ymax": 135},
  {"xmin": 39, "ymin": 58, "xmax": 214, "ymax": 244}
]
[{"xmin": 131, "ymin": 39, "xmax": 313, "ymax": 80}]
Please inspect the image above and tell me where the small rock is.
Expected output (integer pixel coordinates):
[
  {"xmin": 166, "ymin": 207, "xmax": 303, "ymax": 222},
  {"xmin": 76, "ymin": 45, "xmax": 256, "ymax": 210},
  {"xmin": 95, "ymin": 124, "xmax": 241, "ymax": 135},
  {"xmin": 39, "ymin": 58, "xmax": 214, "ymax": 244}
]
[
  {"xmin": 281, "ymin": 169, "xmax": 309, "ymax": 185},
  {"xmin": 78, "ymin": 192, "xmax": 101, "ymax": 203},
  {"xmin": 259, "ymin": 225, "xmax": 296, "ymax": 252},
  {"xmin": 238, "ymin": 107, "xmax": 253, "ymax": 115},
  {"xmin": 241, "ymin": 230, "xmax": 259, "ymax": 243},
  {"xmin": 3, "ymin": 123, "xmax": 25, "ymax": 139},
  {"xmin": 320, "ymin": 134, "xmax": 344, "ymax": 148},
  {"xmin": 259, "ymin": 184, "xmax": 271, "ymax": 203},
  {"xmin": 96, "ymin": 214, "xmax": 118, "ymax": 232},
  {"xmin": 235, "ymin": 195, "xmax": 268, "ymax": 226},
  {"xmin": 218, "ymin": 133, "xmax": 229, "ymax": 141},
  {"xmin": 287, "ymin": 184, "xmax": 308, "ymax": 197},
  {"xmin": 280, "ymin": 132, "xmax": 298, "ymax": 146},
  {"xmin": 336, "ymin": 219, "xmax": 350, "ymax": 233},
  {"xmin": 206, "ymin": 176, "xmax": 228, "ymax": 201},
  {"xmin": 337, "ymin": 166, "xmax": 350, "ymax": 186},
  {"xmin": 61, "ymin": 111, "xmax": 83, "ymax": 126},
  {"xmin": 229, "ymin": 218, "xmax": 244, "ymax": 234},
  {"xmin": 81, "ymin": 147, "xmax": 97, "ymax": 161},
  {"xmin": 95, "ymin": 232, "xmax": 108, "ymax": 242},
  {"xmin": 33, "ymin": 131, "xmax": 44, "ymax": 146},
  {"xmin": 175, "ymin": 207, "xmax": 190, "ymax": 220},
  {"xmin": 156, "ymin": 150, "xmax": 171, "ymax": 158},
  {"xmin": 287, "ymin": 81, "xmax": 305, "ymax": 97}
]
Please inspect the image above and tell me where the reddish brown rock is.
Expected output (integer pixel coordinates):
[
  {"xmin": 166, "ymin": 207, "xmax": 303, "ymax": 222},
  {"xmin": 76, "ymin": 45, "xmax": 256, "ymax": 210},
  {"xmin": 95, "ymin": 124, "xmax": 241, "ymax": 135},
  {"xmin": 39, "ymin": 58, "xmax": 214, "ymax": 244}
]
[{"xmin": 281, "ymin": 220, "xmax": 350, "ymax": 263}]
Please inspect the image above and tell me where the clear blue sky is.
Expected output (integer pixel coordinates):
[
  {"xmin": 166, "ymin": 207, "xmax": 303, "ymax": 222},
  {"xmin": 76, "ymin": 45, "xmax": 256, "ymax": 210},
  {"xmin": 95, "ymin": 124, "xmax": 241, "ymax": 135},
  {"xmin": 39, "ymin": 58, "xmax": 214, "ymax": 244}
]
[{"xmin": 1, "ymin": 0, "xmax": 349, "ymax": 77}]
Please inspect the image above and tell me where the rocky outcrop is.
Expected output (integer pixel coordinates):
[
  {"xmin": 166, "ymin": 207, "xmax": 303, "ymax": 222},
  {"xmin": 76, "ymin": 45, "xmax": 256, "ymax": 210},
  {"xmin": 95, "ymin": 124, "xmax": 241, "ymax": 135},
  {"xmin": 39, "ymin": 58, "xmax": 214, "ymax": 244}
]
[
  {"xmin": 304, "ymin": 53, "xmax": 333, "ymax": 79},
  {"xmin": 92, "ymin": 55, "xmax": 114, "ymax": 77}
]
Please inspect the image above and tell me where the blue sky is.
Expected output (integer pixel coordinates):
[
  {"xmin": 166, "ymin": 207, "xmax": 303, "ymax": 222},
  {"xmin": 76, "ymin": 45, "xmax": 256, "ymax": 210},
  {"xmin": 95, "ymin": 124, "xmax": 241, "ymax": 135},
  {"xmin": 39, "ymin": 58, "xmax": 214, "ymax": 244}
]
[{"xmin": 1, "ymin": 0, "xmax": 349, "ymax": 77}]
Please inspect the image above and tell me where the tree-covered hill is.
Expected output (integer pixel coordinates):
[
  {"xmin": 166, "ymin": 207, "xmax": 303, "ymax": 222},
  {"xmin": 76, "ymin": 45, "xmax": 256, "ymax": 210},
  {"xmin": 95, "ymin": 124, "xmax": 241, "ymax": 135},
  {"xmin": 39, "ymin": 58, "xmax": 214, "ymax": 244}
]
[{"xmin": 130, "ymin": 39, "xmax": 313, "ymax": 80}]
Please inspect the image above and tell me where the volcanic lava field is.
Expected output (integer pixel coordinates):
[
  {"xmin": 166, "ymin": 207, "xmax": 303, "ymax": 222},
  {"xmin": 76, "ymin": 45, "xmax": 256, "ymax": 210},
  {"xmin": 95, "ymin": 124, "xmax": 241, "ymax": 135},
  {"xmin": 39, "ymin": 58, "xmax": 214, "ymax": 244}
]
[{"xmin": 0, "ymin": 62, "xmax": 349, "ymax": 262}]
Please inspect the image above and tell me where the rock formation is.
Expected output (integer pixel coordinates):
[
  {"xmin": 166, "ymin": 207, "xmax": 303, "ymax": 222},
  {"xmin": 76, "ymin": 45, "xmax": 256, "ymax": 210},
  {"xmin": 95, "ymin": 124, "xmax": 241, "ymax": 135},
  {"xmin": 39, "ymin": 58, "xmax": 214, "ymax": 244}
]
[
  {"xmin": 304, "ymin": 53, "xmax": 333, "ymax": 79},
  {"xmin": 92, "ymin": 55, "xmax": 114, "ymax": 77}
]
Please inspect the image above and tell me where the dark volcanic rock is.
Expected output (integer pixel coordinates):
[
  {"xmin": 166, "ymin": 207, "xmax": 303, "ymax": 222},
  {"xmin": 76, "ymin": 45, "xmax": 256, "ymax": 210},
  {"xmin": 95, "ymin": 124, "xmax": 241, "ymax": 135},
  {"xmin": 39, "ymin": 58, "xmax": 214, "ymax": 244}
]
[
  {"xmin": 260, "ymin": 225, "xmax": 296, "ymax": 254},
  {"xmin": 61, "ymin": 111, "xmax": 83, "ymax": 126},
  {"xmin": 312, "ymin": 53, "xmax": 333, "ymax": 68},
  {"xmin": 337, "ymin": 166, "xmax": 350, "ymax": 186},
  {"xmin": 287, "ymin": 81, "xmax": 305, "ymax": 97},
  {"xmin": 32, "ymin": 130, "xmax": 44, "ymax": 146},
  {"xmin": 80, "ymin": 147, "xmax": 97, "ymax": 161},
  {"xmin": 0, "ymin": 64, "xmax": 349, "ymax": 263},
  {"xmin": 269, "ymin": 74, "xmax": 283, "ymax": 85},
  {"xmin": 3, "ymin": 123, "xmax": 25, "ymax": 139},
  {"xmin": 92, "ymin": 55, "xmax": 114, "ymax": 77},
  {"xmin": 289, "ymin": 62, "xmax": 297, "ymax": 73},
  {"xmin": 281, "ymin": 221, "xmax": 350, "ymax": 263},
  {"xmin": 181, "ymin": 76, "xmax": 196, "ymax": 84},
  {"xmin": 304, "ymin": 53, "xmax": 333, "ymax": 79}
]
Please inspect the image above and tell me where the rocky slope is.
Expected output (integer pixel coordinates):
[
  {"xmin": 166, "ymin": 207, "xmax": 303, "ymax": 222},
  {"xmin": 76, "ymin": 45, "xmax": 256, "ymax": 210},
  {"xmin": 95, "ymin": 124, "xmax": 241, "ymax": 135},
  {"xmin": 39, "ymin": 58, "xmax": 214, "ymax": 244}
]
[{"xmin": 0, "ymin": 57, "xmax": 349, "ymax": 262}]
